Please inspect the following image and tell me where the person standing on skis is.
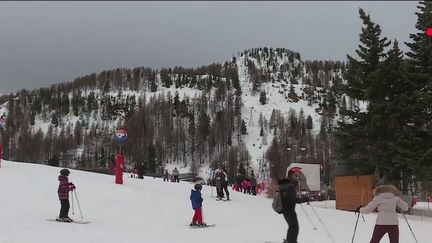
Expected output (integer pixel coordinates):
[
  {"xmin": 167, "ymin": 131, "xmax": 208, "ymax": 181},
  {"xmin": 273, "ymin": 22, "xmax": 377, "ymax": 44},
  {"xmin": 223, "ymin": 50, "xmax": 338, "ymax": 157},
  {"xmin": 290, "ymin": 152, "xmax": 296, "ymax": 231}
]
[
  {"xmin": 356, "ymin": 184, "xmax": 409, "ymax": 243},
  {"xmin": 277, "ymin": 169, "xmax": 309, "ymax": 243},
  {"xmin": 57, "ymin": 168, "xmax": 76, "ymax": 222},
  {"xmin": 221, "ymin": 167, "xmax": 230, "ymax": 200},
  {"xmin": 172, "ymin": 167, "xmax": 180, "ymax": 183},
  {"xmin": 163, "ymin": 169, "xmax": 170, "ymax": 182},
  {"xmin": 190, "ymin": 183, "xmax": 207, "ymax": 227},
  {"xmin": 214, "ymin": 169, "xmax": 225, "ymax": 200}
]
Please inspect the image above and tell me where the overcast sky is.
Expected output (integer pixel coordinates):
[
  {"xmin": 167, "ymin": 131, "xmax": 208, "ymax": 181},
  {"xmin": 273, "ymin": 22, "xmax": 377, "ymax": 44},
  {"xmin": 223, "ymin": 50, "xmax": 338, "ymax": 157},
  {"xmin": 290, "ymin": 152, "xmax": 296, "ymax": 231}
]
[{"xmin": 0, "ymin": 1, "xmax": 418, "ymax": 94}]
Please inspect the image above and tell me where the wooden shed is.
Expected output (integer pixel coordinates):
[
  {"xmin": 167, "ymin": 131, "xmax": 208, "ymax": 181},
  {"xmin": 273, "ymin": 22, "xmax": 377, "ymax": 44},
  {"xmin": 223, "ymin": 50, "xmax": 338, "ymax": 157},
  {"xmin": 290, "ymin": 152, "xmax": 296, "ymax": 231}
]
[{"xmin": 335, "ymin": 162, "xmax": 375, "ymax": 211}]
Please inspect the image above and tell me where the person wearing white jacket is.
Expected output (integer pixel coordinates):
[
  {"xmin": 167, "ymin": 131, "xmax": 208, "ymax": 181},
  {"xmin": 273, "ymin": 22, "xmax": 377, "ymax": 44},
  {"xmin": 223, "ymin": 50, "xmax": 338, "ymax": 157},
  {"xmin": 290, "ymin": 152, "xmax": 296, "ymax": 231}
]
[{"xmin": 357, "ymin": 184, "xmax": 409, "ymax": 243}]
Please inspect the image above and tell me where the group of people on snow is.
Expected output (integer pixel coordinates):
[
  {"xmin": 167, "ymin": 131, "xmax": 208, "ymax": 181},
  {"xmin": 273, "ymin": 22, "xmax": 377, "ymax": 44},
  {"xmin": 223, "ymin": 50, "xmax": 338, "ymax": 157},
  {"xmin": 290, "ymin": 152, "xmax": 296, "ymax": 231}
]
[
  {"xmin": 56, "ymin": 163, "xmax": 410, "ymax": 243},
  {"xmin": 162, "ymin": 167, "xmax": 180, "ymax": 182},
  {"xmin": 273, "ymin": 168, "xmax": 409, "ymax": 243},
  {"xmin": 233, "ymin": 172, "xmax": 259, "ymax": 195},
  {"xmin": 212, "ymin": 167, "xmax": 230, "ymax": 200}
]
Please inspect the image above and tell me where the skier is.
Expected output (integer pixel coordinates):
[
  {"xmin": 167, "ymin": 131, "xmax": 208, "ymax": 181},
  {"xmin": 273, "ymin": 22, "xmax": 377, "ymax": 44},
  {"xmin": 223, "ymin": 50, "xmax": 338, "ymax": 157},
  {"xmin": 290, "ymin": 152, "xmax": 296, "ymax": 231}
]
[
  {"xmin": 251, "ymin": 173, "xmax": 257, "ymax": 195},
  {"xmin": 221, "ymin": 167, "xmax": 230, "ymax": 200},
  {"xmin": 214, "ymin": 169, "xmax": 224, "ymax": 200},
  {"xmin": 242, "ymin": 177, "xmax": 251, "ymax": 194},
  {"xmin": 172, "ymin": 167, "xmax": 180, "ymax": 183},
  {"xmin": 163, "ymin": 169, "xmax": 170, "ymax": 182},
  {"xmin": 57, "ymin": 168, "xmax": 76, "ymax": 222},
  {"xmin": 356, "ymin": 184, "xmax": 409, "ymax": 243},
  {"xmin": 234, "ymin": 172, "xmax": 242, "ymax": 191},
  {"xmin": 190, "ymin": 183, "xmax": 207, "ymax": 227},
  {"xmin": 277, "ymin": 169, "xmax": 309, "ymax": 243}
]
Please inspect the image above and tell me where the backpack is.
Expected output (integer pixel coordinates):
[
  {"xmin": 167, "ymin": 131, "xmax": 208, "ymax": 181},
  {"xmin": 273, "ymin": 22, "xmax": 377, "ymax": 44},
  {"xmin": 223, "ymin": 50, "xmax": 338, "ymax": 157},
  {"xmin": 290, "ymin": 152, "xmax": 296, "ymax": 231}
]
[{"xmin": 272, "ymin": 192, "xmax": 283, "ymax": 214}]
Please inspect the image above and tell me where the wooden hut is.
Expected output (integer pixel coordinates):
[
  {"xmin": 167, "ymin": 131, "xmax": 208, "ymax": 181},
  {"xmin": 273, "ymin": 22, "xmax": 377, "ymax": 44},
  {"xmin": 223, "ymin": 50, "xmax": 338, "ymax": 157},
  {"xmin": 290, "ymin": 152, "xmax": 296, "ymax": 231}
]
[{"xmin": 334, "ymin": 162, "xmax": 375, "ymax": 211}]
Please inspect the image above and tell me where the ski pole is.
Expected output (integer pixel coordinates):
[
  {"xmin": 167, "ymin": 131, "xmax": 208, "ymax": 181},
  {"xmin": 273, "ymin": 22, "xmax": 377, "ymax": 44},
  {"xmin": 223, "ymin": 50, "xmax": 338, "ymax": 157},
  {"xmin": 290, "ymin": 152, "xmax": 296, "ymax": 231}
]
[
  {"xmin": 403, "ymin": 212, "xmax": 419, "ymax": 243},
  {"xmin": 73, "ymin": 189, "xmax": 84, "ymax": 219},
  {"xmin": 71, "ymin": 190, "xmax": 75, "ymax": 215},
  {"xmin": 351, "ymin": 210, "xmax": 361, "ymax": 243},
  {"xmin": 309, "ymin": 204, "xmax": 335, "ymax": 243},
  {"xmin": 201, "ymin": 205, "xmax": 205, "ymax": 224},
  {"xmin": 361, "ymin": 187, "xmax": 365, "ymax": 222},
  {"xmin": 352, "ymin": 186, "xmax": 366, "ymax": 243},
  {"xmin": 299, "ymin": 203, "xmax": 317, "ymax": 230}
]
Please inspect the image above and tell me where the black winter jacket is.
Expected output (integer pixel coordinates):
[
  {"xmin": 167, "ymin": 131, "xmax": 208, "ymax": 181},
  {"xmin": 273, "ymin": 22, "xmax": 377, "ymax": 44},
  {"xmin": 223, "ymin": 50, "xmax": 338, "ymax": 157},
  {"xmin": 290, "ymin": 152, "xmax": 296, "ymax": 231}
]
[{"xmin": 278, "ymin": 179, "xmax": 308, "ymax": 212}]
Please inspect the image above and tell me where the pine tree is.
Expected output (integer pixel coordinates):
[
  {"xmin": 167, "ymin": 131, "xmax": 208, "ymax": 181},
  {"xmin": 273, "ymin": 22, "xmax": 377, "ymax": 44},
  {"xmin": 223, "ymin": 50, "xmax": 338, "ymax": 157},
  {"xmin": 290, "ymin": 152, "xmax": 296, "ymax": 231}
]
[
  {"xmin": 30, "ymin": 112, "xmax": 36, "ymax": 126},
  {"xmin": 401, "ymin": 0, "xmax": 432, "ymax": 182},
  {"xmin": 336, "ymin": 8, "xmax": 390, "ymax": 161},
  {"xmin": 259, "ymin": 91, "xmax": 267, "ymax": 105},
  {"xmin": 240, "ymin": 119, "xmax": 247, "ymax": 135},
  {"xmin": 51, "ymin": 113, "xmax": 59, "ymax": 127},
  {"xmin": 147, "ymin": 143, "xmax": 157, "ymax": 174}
]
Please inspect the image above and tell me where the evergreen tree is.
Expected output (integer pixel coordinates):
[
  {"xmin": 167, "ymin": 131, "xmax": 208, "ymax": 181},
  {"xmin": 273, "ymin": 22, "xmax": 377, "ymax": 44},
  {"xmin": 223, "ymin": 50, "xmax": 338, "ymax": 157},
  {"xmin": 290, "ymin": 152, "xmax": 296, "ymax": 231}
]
[
  {"xmin": 306, "ymin": 115, "xmax": 313, "ymax": 131},
  {"xmin": 240, "ymin": 119, "xmax": 247, "ymax": 135},
  {"xmin": 147, "ymin": 143, "xmax": 157, "ymax": 174},
  {"xmin": 30, "ymin": 112, "xmax": 36, "ymax": 126},
  {"xmin": 336, "ymin": 8, "xmax": 390, "ymax": 161},
  {"xmin": 48, "ymin": 153, "xmax": 59, "ymax": 167},
  {"xmin": 51, "ymin": 113, "xmax": 59, "ymax": 127},
  {"xmin": 401, "ymin": 0, "xmax": 432, "ymax": 182},
  {"xmin": 259, "ymin": 91, "xmax": 267, "ymax": 105}
]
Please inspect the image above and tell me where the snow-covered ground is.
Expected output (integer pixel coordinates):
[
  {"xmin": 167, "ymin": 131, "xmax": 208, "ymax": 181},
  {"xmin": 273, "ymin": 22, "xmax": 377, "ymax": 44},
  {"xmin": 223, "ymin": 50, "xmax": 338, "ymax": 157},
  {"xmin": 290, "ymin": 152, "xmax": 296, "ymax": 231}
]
[{"xmin": 0, "ymin": 160, "xmax": 431, "ymax": 243}]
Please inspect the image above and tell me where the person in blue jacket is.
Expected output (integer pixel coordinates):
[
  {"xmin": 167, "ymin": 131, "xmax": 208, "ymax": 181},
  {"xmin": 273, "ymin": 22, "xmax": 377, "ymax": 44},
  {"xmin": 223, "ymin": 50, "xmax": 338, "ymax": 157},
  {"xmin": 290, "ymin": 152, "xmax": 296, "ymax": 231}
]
[{"xmin": 190, "ymin": 184, "xmax": 206, "ymax": 226}]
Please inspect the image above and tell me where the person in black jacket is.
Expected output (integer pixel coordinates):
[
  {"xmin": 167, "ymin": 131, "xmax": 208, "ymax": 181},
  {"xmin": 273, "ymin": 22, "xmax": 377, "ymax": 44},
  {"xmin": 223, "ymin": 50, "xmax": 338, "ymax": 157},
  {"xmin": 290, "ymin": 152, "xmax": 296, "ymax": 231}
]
[{"xmin": 278, "ymin": 169, "xmax": 309, "ymax": 243}]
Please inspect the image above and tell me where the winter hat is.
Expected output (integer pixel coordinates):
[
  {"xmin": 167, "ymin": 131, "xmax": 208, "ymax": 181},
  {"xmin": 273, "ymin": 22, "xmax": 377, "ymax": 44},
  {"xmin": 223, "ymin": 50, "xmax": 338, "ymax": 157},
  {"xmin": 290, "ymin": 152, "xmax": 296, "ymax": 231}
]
[
  {"xmin": 194, "ymin": 184, "xmax": 203, "ymax": 190},
  {"xmin": 60, "ymin": 168, "xmax": 70, "ymax": 176}
]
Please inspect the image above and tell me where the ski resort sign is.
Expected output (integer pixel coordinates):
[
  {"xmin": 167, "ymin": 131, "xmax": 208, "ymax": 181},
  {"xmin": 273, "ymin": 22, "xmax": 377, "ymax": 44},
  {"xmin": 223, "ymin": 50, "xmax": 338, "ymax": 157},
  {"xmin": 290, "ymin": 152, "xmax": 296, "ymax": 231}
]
[{"xmin": 115, "ymin": 128, "xmax": 128, "ymax": 143}]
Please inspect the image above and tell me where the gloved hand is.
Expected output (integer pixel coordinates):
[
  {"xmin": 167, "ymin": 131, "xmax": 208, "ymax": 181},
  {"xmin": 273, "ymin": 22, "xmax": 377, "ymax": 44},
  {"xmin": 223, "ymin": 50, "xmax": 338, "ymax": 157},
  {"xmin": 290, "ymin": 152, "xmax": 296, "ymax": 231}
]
[
  {"xmin": 355, "ymin": 205, "xmax": 362, "ymax": 213},
  {"xmin": 70, "ymin": 183, "xmax": 76, "ymax": 190}
]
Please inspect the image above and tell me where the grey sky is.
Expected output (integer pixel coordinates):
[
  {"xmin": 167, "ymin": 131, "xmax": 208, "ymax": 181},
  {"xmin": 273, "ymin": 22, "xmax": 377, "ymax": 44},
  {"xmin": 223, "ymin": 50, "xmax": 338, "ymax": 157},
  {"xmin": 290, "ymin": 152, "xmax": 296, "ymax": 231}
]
[{"xmin": 0, "ymin": 1, "xmax": 418, "ymax": 94}]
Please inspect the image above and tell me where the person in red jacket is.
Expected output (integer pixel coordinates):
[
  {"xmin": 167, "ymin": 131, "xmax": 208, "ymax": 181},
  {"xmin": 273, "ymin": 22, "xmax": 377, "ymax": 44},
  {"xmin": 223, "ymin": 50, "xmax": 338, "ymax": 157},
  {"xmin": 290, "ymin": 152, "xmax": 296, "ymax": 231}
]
[{"xmin": 57, "ymin": 168, "xmax": 76, "ymax": 222}]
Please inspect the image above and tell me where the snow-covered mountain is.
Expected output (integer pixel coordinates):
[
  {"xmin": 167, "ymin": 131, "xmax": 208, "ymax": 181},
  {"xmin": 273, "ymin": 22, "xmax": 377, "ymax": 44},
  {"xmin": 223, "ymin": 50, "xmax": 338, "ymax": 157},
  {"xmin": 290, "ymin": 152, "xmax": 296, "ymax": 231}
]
[
  {"xmin": 0, "ymin": 160, "xmax": 431, "ymax": 243},
  {"xmin": 0, "ymin": 47, "xmax": 345, "ymax": 179}
]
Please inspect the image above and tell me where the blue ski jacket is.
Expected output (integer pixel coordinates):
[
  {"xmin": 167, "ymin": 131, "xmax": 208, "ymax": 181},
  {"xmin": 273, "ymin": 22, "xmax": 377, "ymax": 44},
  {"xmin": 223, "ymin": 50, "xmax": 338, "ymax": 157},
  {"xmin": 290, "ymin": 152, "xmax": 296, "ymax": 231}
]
[{"xmin": 190, "ymin": 189, "xmax": 203, "ymax": 209}]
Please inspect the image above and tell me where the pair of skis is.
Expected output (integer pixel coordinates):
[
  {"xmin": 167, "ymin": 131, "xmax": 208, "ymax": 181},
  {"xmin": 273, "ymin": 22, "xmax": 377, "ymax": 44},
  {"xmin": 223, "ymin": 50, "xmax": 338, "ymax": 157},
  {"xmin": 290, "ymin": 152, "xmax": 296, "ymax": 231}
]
[
  {"xmin": 216, "ymin": 198, "xmax": 230, "ymax": 201},
  {"xmin": 46, "ymin": 219, "xmax": 90, "ymax": 224},
  {"xmin": 189, "ymin": 223, "xmax": 215, "ymax": 228}
]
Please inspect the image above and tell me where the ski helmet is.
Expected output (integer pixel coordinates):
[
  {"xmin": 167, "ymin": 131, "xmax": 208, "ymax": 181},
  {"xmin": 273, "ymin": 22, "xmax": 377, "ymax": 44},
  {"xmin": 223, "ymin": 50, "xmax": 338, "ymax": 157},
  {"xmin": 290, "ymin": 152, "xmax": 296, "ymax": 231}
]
[
  {"xmin": 60, "ymin": 168, "xmax": 70, "ymax": 176},
  {"xmin": 194, "ymin": 184, "xmax": 202, "ymax": 190}
]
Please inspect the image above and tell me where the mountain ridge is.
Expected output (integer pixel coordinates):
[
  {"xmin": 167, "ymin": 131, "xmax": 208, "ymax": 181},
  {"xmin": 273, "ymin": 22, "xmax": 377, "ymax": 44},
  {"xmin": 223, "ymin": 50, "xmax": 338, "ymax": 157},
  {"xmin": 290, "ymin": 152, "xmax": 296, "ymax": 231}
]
[{"xmin": 0, "ymin": 47, "xmax": 344, "ymax": 181}]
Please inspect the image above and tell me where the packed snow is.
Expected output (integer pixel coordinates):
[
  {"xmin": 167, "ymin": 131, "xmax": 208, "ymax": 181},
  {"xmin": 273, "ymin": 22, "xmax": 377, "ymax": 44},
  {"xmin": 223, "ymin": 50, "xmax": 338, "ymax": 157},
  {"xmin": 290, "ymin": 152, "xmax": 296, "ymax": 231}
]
[{"xmin": 0, "ymin": 160, "xmax": 431, "ymax": 243}]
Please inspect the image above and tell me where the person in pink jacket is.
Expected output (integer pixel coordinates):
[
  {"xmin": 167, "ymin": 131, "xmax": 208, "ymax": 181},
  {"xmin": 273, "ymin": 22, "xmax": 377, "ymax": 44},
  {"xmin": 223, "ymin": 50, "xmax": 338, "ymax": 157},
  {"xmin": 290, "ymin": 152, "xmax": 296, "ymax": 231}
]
[
  {"xmin": 241, "ymin": 177, "xmax": 251, "ymax": 194},
  {"xmin": 357, "ymin": 184, "xmax": 409, "ymax": 243}
]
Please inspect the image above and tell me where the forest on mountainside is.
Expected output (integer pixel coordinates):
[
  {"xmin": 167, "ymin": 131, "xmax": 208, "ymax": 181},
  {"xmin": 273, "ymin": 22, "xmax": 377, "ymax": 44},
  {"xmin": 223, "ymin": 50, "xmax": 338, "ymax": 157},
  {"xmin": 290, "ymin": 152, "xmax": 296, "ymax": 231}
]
[
  {"xmin": 0, "ymin": 47, "xmax": 343, "ymax": 184},
  {"xmin": 1, "ymin": 2, "xmax": 432, "ymax": 192}
]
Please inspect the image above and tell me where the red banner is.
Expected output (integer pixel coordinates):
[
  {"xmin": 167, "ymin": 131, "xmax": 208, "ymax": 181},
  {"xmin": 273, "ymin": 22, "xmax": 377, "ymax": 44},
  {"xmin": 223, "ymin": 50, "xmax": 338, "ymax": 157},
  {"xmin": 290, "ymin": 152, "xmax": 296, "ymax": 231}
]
[{"xmin": 115, "ymin": 153, "xmax": 124, "ymax": 184}]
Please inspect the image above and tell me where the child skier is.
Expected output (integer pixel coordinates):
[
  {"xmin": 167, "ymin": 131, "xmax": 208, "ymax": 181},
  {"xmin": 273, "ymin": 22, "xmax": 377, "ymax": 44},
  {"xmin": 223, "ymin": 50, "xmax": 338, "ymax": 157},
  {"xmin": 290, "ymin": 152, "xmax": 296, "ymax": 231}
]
[
  {"xmin": 57, "ymin": 168, "xmax": 76, "ymax": 222},
  {"xmin": 190, "ymin": 184, "xmax": 207, "ymax": 227}
]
